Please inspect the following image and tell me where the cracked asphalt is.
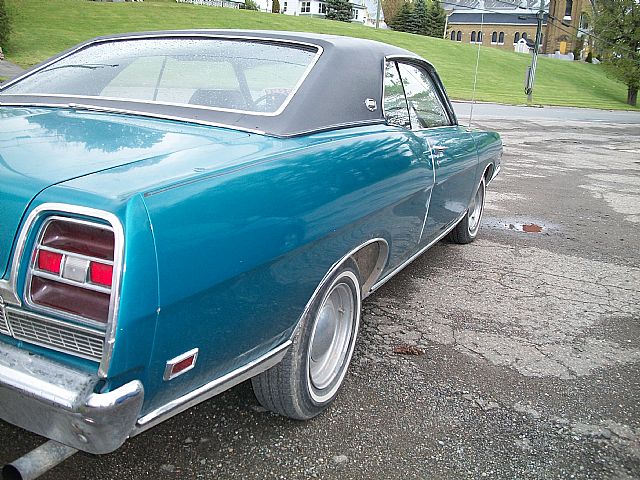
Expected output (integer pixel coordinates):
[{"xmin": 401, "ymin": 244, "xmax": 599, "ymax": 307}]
[{"xmin": 1, "ymin": 109, "xmax": 639, "ymax": 479}]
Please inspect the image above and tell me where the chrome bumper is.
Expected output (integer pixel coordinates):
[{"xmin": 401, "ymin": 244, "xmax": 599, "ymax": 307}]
[{"xmin": 0, "ymin": 341, "xmax": 143, "ymax": 454}]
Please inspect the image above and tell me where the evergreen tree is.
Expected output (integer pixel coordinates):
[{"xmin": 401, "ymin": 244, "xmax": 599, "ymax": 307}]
[
  {"xmin": 272, "ymin": 0, "xmax": 280, "ymax": 12},
  {"xmin": 412, "ymin": 0, "xmax": 428, "ymax": 35},
  {"xmin": 425, "ymin": 0, "xmax": 446, "ymax": 37},
  {"xmin": 390, "ymin": 1, "xmax": 412, "ymax": 32},
  {"xmin": 0, "ymin": 0, "xmax": 10, "ymax": 49},
  {"xmin": 326, "ymin": 0, "xmax": 352, "ymax": 22}
]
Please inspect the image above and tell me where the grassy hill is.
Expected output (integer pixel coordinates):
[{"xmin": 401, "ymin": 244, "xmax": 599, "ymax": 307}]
[{"xmin": 3, "ymin": 0, "xmax": 635, "ymax": 110}]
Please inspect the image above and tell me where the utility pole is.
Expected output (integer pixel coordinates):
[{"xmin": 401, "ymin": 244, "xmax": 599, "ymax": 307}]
[
  {"xmin": 375, "ymin": 0, "xmax": 382, "ymax": 28},
  {"xmin": 525, "ymin": 0, "xmax": 545, "ymax": 102}
]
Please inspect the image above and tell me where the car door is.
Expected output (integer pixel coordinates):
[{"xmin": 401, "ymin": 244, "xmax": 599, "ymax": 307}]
[
  {"xmin": 380, "ymin": 60, "xmax": 435, "ymax": 270},
  {"xmin": 393, "ymin": 60, "xmax": 479, "ymax": 244}
]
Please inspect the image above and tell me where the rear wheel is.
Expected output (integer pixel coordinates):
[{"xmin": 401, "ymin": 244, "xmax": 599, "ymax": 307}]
[
  {"xmin": 251, "ymin": 261, "xmax": 361, "ymax": 420},
  {"xmin": 448, "ymin": 176, "xmax": 486, "ymax": 244}
]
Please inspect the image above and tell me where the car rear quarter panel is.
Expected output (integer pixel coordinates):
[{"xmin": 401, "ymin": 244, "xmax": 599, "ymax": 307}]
[
  {"xmin": 471, "ymin": 130, "xmax": 502, "ymax": 178},
  {"xmin": 140, "ymin": 125, "xmax": 432, "ymax": 413}
]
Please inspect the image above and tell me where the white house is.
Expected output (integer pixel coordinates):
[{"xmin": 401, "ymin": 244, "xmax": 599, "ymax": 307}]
[{"xmin": 256, "ymin": 0, "xmax": 368, "ymax": 23}]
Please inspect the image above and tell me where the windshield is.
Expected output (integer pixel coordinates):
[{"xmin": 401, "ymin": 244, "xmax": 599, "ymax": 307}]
[{"xmin": 2, "ymin": 37, "xmax": 319, "ymax": 114}]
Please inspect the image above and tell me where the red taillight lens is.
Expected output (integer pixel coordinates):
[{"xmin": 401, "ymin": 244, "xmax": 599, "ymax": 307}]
[
  {"xmin": 90, "ymin": 262, "xmax": 113, "ymax": 287},
  {"xmin": 37, "ymin": 250, "xmax": 63, "ymax": 274},
  {"xmin": 29, "ymin": 218, "xmax": 116, "ymax": 325}
]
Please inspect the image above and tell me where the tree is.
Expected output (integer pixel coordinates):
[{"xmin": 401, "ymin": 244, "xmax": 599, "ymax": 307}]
[
  {"xmin": 410, "ymin": 0, "xmax": 428, "ymax": 34},
  {"xmin": 390, "ymin": 1, "xmax": 412, "ymax": 31},
  {"xmin": 272, "ymin": 0, "xmax": 280, "ymax": 13},
  {"xmin": 326, "ymin": 0, "xmax": 352, "ymax": 22},
  {"xmin": 244, "ymin": 0, "xmax": 259, "ymax": 10},
  {"xmin": 425, "ymin": 0, "xmax": 446, "ymax": 38},
  {"xmin": 0, "ymin": 0, "xmax": 10, "ymax": 49},
  {"xmin": 382, "ymin": 0, "xmax": 405, "ymax": 27},
  {"xmin": 592, "ymin": 0, "xmax": 640, "ymax": 106}
]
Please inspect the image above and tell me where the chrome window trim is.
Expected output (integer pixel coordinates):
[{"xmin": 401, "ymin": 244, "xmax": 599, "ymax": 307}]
[
  {"xmin": 381, "ymin": 59, "xmax": 412, "ymax": 130},
  {"xmin": 383, "ymin": 55, "xmax": 458, "ymax": 128},
  {"xmin": 0, "ymin": 33, "xmax": 324, "ymax": 118},
  {"xmin": 0, "ymin": 203, "xmax": 124, "ymax": 377},
  {"xmin": 163, "ymin": 347, "xmax": 199, "ymax": 381}
]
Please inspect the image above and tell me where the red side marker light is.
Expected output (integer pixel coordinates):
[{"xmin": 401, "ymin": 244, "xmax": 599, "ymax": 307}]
[
  {"xmin": 90, "ymin": 262, "xmax": 113, "ymax": 287},
  {"xmin": 164, "ymin": 348, "xmax": 199, "ymax": 381},
  {"xmin": 38, "ymin": 250, "xmax": 63, "ymax": 274}
]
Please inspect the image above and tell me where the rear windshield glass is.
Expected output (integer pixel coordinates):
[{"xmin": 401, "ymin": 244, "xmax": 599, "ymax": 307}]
[{"xmin": 2, "ymin": 38, "xmax": 319, "ymax": 114}]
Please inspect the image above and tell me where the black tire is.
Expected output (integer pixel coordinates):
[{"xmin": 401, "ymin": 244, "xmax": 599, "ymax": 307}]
[
  {"xmin": 251, "ymin": 261, "xmax": 361, "ymax": 420},
  {"xmin": 448, "ymin": 176, "xmax": 486, "ymax": 244}
]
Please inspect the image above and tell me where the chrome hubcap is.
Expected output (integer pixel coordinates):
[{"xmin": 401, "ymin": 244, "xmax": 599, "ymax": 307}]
[
  {"xmin": 468, "ymin": 180, "xmax": 485, "ymax": 235},
  {"xmin": 309, "ymin": 282, "xmax": 355, "ymax": 391}
]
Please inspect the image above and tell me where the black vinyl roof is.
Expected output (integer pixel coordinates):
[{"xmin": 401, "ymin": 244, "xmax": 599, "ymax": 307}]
[{"xmin": 0, "ymin": 30, "xmax": 427, "ymax": 137}]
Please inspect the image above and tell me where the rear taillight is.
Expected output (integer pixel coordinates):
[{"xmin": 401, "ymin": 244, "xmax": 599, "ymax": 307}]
[{"xmin": 27, "ymin": 217, "xmax": 116, "ymax": 325}]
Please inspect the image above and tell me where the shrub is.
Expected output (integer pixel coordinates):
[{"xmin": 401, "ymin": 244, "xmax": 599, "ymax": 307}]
[{"xmin": 0, "ymin": 0, "xmax": 10, "ymax": 49}]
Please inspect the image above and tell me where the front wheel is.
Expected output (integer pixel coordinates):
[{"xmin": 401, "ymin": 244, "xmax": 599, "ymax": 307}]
[
  {"xmin": 448, "ymin": 176, "xmax": 486, "ymax": 244},
  {"xmin": 251, "ymin": 261, "xmax": 361, "ymax": 420}
]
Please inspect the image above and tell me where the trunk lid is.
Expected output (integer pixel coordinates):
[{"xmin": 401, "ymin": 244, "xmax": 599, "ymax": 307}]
[{"xmin": 0, "ymin": 106, "xmax": 219, "ymax": 278}]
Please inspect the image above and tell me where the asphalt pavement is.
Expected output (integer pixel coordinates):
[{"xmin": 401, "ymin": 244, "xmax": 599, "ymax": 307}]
[
  {"xmin": 0, "ymin": 60, "xmax": 24, "ymax": 81},
  {"xmin": 1, "ymin": 107, "xmax": 638, "ymax": 479}
]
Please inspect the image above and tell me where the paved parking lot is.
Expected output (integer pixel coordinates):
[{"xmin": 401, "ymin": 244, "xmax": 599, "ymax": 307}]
[{"xmin": 1, "ymin": 110, "xmax": 639, "ymax": 479}]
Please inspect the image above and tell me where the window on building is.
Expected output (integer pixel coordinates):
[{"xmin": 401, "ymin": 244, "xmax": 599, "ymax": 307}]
[
  {"xmin": 300, "ymin": 1, "xmax": 310, "ymax": 12},
  {"xmin": 397, "ymin": 63, "xmax": 450, "ymax": 129},
  {"xmin": 514, "ymin": 32, "xmax": 520, "ymax": 43},
  {"xmin": 477, "ymin": 31, "xmax": 483, "ymax": 43},
  {"xmin": 498, "ymin": 31, "xmax": 505, "ymax": 44},
  {"xmin": 383, "ymin": 61, "xmax": 410, "ymax": 129},
  {"xmin": 522, "ymin": 32, "xmax": 527, "ymax": 40},
  {"xmin": 318, "ymin": 1, "xmax": 326, "ymax": 13},
  {"xmin": 564, "ymin": 0, "xmax": 573, "ymax": 20},
  {"xmin": 579, "ymin": 12, "xmax": 588, "ymax": 29},
  {"xmin": 351, "ymin": 8, "xmax": 359, "ymax": 18},
  {"xmin": 491, "ymin": 31, "xmax": 497, "ymax": 44},
  {"xmin": 457, "ymin": 31, "xmax": 462, "ymax": 41},
  {"xmin": 450, "ymin": 31, "xmax": 456, "ymax": 40},
  {"xmin": 471, "ymin": 31, "xmax": 476, "ymax": 42},
  {"xmin": 283, "ymin": 1, "xmax": 287, "ymax": 11}
]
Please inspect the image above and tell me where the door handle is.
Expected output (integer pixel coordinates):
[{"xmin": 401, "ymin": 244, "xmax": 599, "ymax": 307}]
[{"xmin": 432, "ymin": 145, "xmax": 448, "ymax": 152}]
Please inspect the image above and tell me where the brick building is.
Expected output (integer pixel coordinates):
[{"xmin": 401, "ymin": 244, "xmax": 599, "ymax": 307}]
[{"xmin": 445, "ymin": 0, "xmax": 592, "ymax": 56}]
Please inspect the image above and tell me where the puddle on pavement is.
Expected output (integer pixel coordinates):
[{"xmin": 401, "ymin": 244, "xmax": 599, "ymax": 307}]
[{"xmin": 484, "ymin": 217, "xmax": 554, "ymax": 234}]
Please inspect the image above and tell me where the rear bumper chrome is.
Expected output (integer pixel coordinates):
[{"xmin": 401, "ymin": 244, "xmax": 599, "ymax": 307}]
[{"xmin": 0, "ymin": 341, "xmax": 143, "ymax": 454}]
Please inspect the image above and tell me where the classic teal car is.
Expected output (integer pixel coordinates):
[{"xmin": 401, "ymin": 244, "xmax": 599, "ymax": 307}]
[{"xmin": 0, "ymin": 30, "xmax": 501, "ymax": 475}]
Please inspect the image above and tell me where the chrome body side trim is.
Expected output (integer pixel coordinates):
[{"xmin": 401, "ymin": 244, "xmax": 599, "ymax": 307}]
[
  {"xmin": 0, "ymin": 203, "xmax": 124, "ymax": 377},
  {"xmin": 134, "ymin": 340, "xmax": 292, "ymax": 433},
  {"xmin": 0, "ymin": 341, "xmax": 143, "ymax": 454},
  {"xmin": 370, "ymin": 211, "xmax": 466, "ymax": 294}
]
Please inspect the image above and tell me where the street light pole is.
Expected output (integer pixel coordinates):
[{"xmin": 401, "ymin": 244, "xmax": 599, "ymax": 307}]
[
  {"xmin": 375, "ymin": 0, "xmax": 382, "ymax": 28},
  {"xmin": 525, "ymin": 0, "xmax": 545, "ymax": 102}
]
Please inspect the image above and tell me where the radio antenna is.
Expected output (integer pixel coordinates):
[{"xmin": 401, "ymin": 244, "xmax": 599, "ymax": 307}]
[{"xmin": 469, "ymin": 12, "xmax": 484, "ymax": 127}]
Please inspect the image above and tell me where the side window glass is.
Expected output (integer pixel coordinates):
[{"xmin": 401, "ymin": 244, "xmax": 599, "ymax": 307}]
[
  {"xmin": 383, "ymin": 61, "xmax": 411, "ymax": 129},
  {"xmin": 397, "ymin": 63, "xmax": 450, "ymax": 129}
]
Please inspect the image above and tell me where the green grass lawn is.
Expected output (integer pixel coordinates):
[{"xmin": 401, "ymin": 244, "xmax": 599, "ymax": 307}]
[{"xmin": 3, "ymin": 0, "xmax": 636, "ymax": 110}]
